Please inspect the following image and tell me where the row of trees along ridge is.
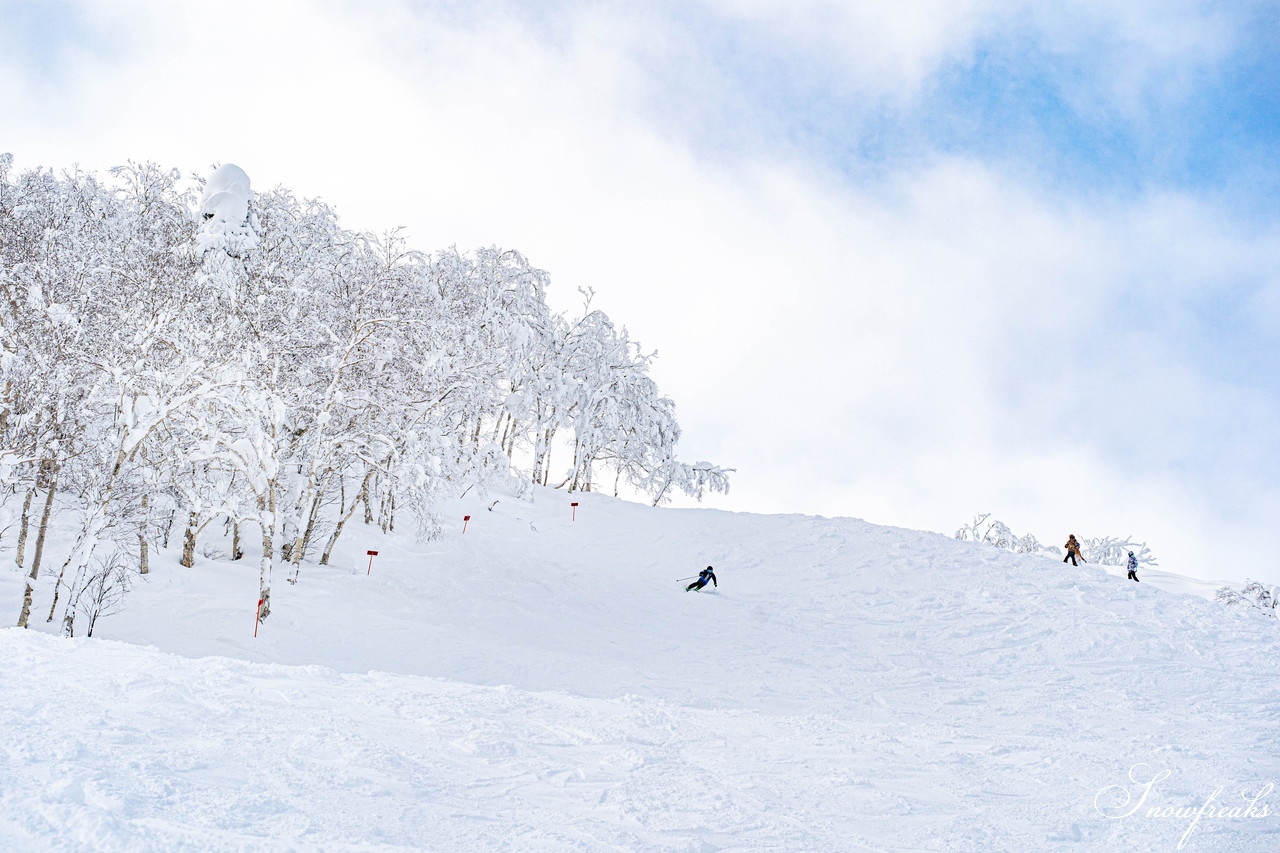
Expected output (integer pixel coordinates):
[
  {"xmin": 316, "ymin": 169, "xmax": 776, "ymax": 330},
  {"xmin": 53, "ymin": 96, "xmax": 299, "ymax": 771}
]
[{"xmin": 0, "ymin": 158, "xmax": 731, "ymax": 634}]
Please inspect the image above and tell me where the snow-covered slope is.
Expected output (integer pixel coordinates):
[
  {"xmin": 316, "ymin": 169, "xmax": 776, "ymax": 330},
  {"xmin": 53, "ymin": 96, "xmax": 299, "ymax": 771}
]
[{"xmin": 3, "ymin": 489, "xmax": 1279, "ymax": 851}]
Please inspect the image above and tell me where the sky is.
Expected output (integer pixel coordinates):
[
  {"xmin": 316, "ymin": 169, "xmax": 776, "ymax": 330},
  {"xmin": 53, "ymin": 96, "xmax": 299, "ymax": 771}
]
[{"xmin": 2, "ymin": 0, "xmax": 1279, "ymax": 583}]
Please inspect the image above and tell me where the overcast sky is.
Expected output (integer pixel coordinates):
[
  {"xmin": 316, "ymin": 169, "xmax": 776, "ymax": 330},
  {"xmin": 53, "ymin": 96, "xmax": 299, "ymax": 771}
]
[{"xmin": 3, "ymin": 0, "xmax": 1278, "ymax": 583}]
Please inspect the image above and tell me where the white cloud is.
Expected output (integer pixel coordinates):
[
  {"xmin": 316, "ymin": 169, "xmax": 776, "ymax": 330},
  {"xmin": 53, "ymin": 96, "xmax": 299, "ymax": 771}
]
[
  {"xmin": 694, "ymin": 0, "xmax": 996, "ymax": 97},
  {"xmin": 690, "ymin": 0, "xmax": 1239, "ymax": 131}
]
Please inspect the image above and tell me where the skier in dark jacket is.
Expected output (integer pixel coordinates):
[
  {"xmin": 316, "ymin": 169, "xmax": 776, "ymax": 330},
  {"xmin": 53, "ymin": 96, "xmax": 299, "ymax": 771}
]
[
  {"xmin": 1126, "ymin": 551, "xmax": 1139, "ymax": 582},
  {"xmin": 686, "ymin": 566, "xmax": 717, "ymax": 592}
]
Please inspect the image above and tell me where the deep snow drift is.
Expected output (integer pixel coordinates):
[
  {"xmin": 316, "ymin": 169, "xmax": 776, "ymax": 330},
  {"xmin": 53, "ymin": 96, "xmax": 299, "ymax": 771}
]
[{"xmin": 2, "ymin": 489, "xmax": 1279, "ymax": 851}]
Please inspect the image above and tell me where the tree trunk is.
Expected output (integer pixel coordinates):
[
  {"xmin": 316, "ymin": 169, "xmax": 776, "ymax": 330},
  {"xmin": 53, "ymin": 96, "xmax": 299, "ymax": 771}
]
[
  {"xmin": 289, "ymin": 465, "xmax": 334, "ymax": 581},
  {"xmin": 257, "ymin": 489, "xmax": 276, "ymax": 625},
  {"xmin": 46, "ymin": 558, "xmax": 68, "ymax": 625},
  {"xmin": 180, "ymin": 510, "xmax": 198, "ymax": 567},
  {"xmin": 569, "ymin": 436, "xmax": 583, "ymax": 492},
  {"xmin": 496, "ymin": 412, "xmax": 513, "ymax": 457},
  {"xmin": 363, "ymin": 475, "xmax": 374, "ymax": 525},
  {"xmin": 505, "ymin": 415, "xmax": 520, "ymax": 457},
  {"xmin": 321, "ymin": 471, "xmax": 372, "ymax": 565},
  {"xmin": 533, "ymin": 426, "xmax": 556, "ymax": 486},
  {"xmin": 14, "ymin": 486, "xmax": 34, "ymax": 569},
  {"xmin": 16, "ymin": 466, "xmax": 58, "ymax": 628},
  {"xmin": 28, "ymin": 464, "xmax": 56, "ymax": 581},
  {"xmin": 138, "ymin": 493, "xmax": 150, "ymax": 575},
  {"xmin": 297, "ymin": 490, "xmax": 322, "ymax": 561},
  {"xmin": 16, "ymin": 582, "xmax": 33, "ymax": 629},
  {"xmin": 288, "ymin": 490, "xmax": 324, "ymax": 584},
  {"xmin": 651, "ymin": 469, "xmax": 675, "ymax": 507},
  {"xmin": 232, "ymin": 521, "xmax": 243, "ymax": 561}
]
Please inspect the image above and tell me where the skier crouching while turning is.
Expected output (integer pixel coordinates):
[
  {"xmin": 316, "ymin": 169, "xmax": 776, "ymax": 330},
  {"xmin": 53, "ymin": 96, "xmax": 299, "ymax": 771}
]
[
  {"xmin": 686, "ymin": 566, "xmax": 717, "ymax": 592},
  {"xmin": 1063, "ymin": 534, "xmax": 1085, "ymax": 566}
]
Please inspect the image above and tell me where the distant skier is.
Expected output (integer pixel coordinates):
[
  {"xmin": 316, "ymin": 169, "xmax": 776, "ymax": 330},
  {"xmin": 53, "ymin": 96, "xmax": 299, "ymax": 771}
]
[
  {"xmin": 1063, "ymin": 534, "xmax": 1085, "ymax": 566},
  {"xmin": 685, "ymin": 566, "xmax": 717, "ymax": 592},
  {"xmin": 1127, "ymin": 551, "xmax": 1139, "ymax": 582}
]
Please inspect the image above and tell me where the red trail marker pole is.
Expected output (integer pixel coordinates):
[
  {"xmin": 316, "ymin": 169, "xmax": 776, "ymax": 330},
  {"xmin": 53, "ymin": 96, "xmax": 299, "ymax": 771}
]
[
  {"xmin": 571, "ymin": 502, "xmax": 579, "ymax": 521},
  {"xmin": 366, "ymin": 549, "xmax": 378, "ymax": 575},
  {"xmin": 462, "ymin": 515, "xmax": 471, "ymax": 533},
  {"xmin": 254, "ymin": 598, "xmax": 264, "ymax": 638}
]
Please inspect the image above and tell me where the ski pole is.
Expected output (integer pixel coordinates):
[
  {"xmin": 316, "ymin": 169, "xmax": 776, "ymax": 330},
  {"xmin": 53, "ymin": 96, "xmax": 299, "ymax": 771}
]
[{"xmin": 676, "ymin": 576, "xmax": 698, "ymax": 581}]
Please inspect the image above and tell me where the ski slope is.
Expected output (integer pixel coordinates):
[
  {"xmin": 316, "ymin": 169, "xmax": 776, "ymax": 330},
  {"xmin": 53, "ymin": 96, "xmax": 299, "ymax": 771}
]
[{"xmin": 2, "ymin": 488, "xmax": 1279, "ymax": 851}]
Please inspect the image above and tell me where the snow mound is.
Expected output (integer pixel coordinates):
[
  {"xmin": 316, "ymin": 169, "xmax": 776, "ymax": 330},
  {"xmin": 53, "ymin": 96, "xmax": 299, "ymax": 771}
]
[{"xmin": 197, "ymin": 163, "xmax": 258, "ymax": 256}]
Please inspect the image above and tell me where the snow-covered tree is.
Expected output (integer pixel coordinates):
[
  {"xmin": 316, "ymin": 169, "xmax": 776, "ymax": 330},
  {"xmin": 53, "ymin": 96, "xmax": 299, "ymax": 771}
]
[
  {"xmin": 1215, "ymin": 581, "xmax": 1278, "ymax": 617},
  {"xmin": 1078, "ymin": 537, "xmax": 1158, "ymax": 569},
  {"xmin": 954, "ymin": 514, "xmax": 1048, "ymax": 555}
]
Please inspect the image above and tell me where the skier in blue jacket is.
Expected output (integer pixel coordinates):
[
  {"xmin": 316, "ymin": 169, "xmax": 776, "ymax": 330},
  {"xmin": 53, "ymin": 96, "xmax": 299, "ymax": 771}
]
[
  {"xmin": 686, "ymin": 566, "xmax": 717, "ymax": 592},
  {"xmin": 1126, "ymin": 551, "xmax": 1139, "ymax": 582}
]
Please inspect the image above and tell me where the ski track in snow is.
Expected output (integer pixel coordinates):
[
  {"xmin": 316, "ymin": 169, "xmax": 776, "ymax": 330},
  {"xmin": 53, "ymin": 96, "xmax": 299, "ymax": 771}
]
[{"xmin": 3, "ymin": 490, "xmax": 1280, "ymax": 851}]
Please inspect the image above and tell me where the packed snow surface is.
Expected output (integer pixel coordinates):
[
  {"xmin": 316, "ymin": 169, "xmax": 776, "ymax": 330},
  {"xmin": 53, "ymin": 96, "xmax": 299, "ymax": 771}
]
[{"xmin": 3, "ymin": 489, "xmax": 1279, "ymax": 851}]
